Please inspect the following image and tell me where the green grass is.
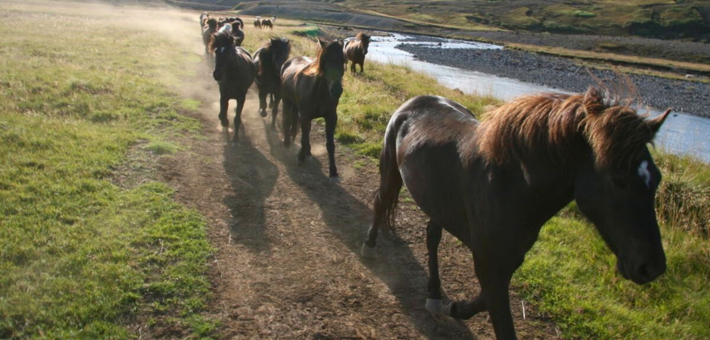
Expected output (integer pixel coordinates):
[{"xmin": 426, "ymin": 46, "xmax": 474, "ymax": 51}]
[
  {"xmin": 514, "ymin": 215, "xmax": 710, "ymax": 339},
  {"xmin": 0, "ymin": 2, "xmax": 214, "ymax": 339},
  {"xmin": 337, "ymin": 62, "xmax": 499, "ymax": 157}
]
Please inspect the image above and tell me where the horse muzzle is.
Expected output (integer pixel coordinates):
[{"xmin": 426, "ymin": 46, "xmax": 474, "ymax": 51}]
[
  {"xmin": 329, "ymin": 82, "xmax": 343, "ymax": 99},
  {"xmin": 617, "ymin": 254, "xmax": 666, "ymax": 285}
]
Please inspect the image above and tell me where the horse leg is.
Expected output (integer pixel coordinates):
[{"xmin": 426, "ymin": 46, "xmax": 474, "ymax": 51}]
[
  {"xmin": 360, "ymin": 60, "xmax": 365, "ymax": 73},
  {"xmin": 423, "ymin": 220, "xmax": 453, "ymax": 320},
  {"xmin": 324, "ymin": 113, "xmax": 339, "ymax": 181},
  {"xmin": 268, "ymin": 93, "xmax": 275, "ymax": 109},
  {"xmin": 258, "ymin": 88, "xmax": 268, "ymax": 118},
  {"xmin": 476, "ymin": 262, "xmax": 518, "ymax": 339},
  {"xmin": 271, "ymin": 92, "xmax": 281, "ymax": 130},
  {"xmin": 350, "ymin": 61, "xmax": 356, "ymax": 73},
  {"xmin": 282, "ymin": 98, "xmax": 293, "ymax": 146},
  {"xmin": 218, "ymin": 94, "xmax": 229, "ymax": 129},
  {"xmin": 232, "ymin": 92, "xmax": 247, "ymax": 144},
  {"xmin": 297, "ymin": 115, "xmax": 311, "ymax": 163}
]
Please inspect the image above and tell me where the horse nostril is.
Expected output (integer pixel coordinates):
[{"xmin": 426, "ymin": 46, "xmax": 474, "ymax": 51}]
[{"xmin": 636, "ymin": 262, "xmax": 666, "ymax": 282}]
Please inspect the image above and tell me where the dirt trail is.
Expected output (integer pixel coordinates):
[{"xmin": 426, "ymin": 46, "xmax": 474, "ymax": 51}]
[{"xmin": 150, "ymin": 54, "xmax": 565, "ymax": 339}]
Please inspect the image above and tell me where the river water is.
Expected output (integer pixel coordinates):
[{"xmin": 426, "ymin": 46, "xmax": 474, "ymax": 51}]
[{"xmin": 364, "ymin": 33, "xmax": 710, "ymax": 163}]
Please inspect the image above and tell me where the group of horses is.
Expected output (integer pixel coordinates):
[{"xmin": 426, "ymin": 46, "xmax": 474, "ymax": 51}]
[
  {"xmin": 199, "ymin": 12, "xmax": 672, "ymax": 340},
  {"xmin": 200, "ymin": 12, "xmax": 245, "ymax": 59},
  {"xmin": 253, "ymin": 16, "xmax": 274, "ymax": 29}
]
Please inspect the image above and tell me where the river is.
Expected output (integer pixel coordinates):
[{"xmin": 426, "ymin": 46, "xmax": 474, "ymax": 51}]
[{"xmin": 364, "ymin": 33, "xmax": 710, "ymax": 163}]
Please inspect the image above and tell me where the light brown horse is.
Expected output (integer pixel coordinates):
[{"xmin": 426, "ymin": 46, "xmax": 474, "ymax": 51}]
[
  {"xmin": 362, "ymin": 87, "xmax": 671, "ymax": 339},
  {"xmin": 201, "ymin": 18, "xmax": 218, "ymax": 60},
  {"xmin": 281, "ymin": 38, "xmax": 345, "ymax": 181},
  {"xmin": 344, "ymin": 33, "xmax": 370, "ymax": 73},
  {"xmin": 210, "ymin": 28, "xmax": 256, "ymax": 145},
  {"xmin": 199, "ymin": 12, "xmax": 209, "ymax": 30}
]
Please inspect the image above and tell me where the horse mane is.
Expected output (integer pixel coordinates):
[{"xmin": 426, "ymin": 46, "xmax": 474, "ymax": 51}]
[
  {"xmin": 477, "ymin": 86, "xmax": 658, "ymax": 169},
  {"xmin": 356, "ymin": 32, "xmax": 370, "ymax": 43},
  {"xmin": 302, "ymin": 39, "xmax": 342, "ymax": 76}
]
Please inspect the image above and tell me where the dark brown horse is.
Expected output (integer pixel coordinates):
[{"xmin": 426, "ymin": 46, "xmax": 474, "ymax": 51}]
[
  {"xmin": 281, "ymin": 38, "xmax": 345, "ymax": 181},
  {"xmin": 253, "ymin": 17, "xmax": 262, "ymax": 28},
  {"xmin": 344, "ymin": 33, "xmax": 370, "ymax": 73},
  {"xmin": 210, "ymin": 28, "xmax": 256, "ymax": 145},
  {"xmin": 362, "ymin": 87, "xmax": 671, "ymax": 339},
  {"xmin": 261, "ymin": 19, "xmax": 273, "ymax": 29},
  {"xmin": 201, "ymin": 18, "xmax": 218, "ymax": 60},
  {"xmin": 254, "ymin": 37, "xmax": 291, "ymax": 128}
]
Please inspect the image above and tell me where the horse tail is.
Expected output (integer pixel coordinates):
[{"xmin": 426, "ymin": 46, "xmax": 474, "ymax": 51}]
[{"xmin": 375, "ymin": 113, "xmax": 405, "ymax": 231}]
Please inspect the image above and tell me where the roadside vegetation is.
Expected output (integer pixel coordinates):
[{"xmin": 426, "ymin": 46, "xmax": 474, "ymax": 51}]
[{"xmin": 0, "ymin": 3, "xmax": 214, "ymax": 339}]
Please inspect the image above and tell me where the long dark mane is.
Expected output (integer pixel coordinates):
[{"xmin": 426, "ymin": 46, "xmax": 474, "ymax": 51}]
[
  {"xmin": 302, "ymin": 39, "xmax": 344, "ymax": 76},
  {"xmin": 477, "ymin": 87, "xmax": 660, "ymax": 169}
]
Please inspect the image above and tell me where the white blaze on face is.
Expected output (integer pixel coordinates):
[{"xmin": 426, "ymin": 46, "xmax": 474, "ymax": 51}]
[{"xmin": 638, "ymin": 160, "xmax": 651, "ymax": 188}]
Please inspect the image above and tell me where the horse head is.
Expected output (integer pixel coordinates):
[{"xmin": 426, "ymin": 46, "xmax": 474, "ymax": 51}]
[
  {"xmin": 269, "ymin": 37, "xmax": 291, "ymax": 73},
  {"xmin": 211, "ymin": 29, "xmax": 235, "ymax": 81},
  {"xmin": 573, "ymin": 87, "xmax": 670, "ymax": 285},
  {"xmin": 358, "ymin": 33, "xmax": 371, "ymax": 55},
  {"xmin": 317, "ymin": 38, "xmax": 345, "ymax": 99}
]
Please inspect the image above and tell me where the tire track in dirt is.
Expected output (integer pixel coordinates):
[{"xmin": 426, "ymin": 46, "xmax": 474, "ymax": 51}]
[{"xmin": 159, "ymin": 59, "xmax": 562, "ymax": 339}]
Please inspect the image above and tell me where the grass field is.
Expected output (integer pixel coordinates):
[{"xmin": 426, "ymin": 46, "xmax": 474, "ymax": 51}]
[
  {"xmin": 0, "ymin": 2, "xmax": 214, "ymax": 338},
  {"xmin": 1, "ymin": 1, "xmax": 709, "ymax": 339}
]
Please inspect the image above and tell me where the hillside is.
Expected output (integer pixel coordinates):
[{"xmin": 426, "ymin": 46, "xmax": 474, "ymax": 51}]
[{"xmin": 169, "ymin": 0, "xmax": 710, "ymax": 41}]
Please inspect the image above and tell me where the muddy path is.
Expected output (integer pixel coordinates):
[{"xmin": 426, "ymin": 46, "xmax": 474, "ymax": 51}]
[{"xmin": 155, "ymin": 60, "xmax": 562, "ymax": 339}]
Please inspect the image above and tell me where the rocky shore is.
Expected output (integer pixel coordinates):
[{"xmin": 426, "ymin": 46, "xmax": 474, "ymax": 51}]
[{"xmin": 397, "ymin": 44, "xmax": 710, "ymax": 117}]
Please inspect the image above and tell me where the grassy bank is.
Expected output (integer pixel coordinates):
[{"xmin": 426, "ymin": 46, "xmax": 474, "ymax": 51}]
[{"xmin": 0, "ymin": 2, "xmax": 214, "ymax": 339}]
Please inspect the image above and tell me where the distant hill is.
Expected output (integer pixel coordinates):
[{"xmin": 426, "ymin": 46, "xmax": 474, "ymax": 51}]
[{"xmin": 174, "ymin": 0, "xmax": 710, "ymax": 41}]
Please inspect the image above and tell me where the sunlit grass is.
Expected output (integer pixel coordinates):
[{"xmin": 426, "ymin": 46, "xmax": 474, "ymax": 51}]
[{"xmin": 0, "ymin": 2, "xmax": 214, "ymax": 338}]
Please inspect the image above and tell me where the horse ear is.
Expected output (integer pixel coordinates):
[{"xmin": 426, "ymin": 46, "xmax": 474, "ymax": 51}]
[
  {"xmin": 338, "ymin": 39, "xmax": 344, "ymax": 47},
  {"xmin": 583, "ymin": 86, "xmax": 604, "ymax": 116},
  {"xmin": 318, "ymin": 38, "xmax": 326, "ymax": 48},
  {"xmin": 647, "ymin": 108, "xmax": 672, "ymax": 135}
]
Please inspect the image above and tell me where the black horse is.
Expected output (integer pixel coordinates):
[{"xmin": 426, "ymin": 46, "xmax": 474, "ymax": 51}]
[
  {"xmin": 281, "ymin": 38, "xmax": 345, "ymax": 182},
  {"xmin": 362, "ymin": 88, "xmax": 671, "ymax": 339},
  {"xmin": 253, "ymin": 37, "xmax": 291, "ymax": 129},
  {"xmin": 211, "ymin": 28, "xmax": 256, "ymax": 145}
]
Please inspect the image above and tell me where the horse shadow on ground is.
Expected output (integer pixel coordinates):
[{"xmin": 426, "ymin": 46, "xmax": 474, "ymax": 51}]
[
  {"xmin": 262, "ymin": 126, "xmax": 479, "ymax": 340},
  {"xmin": 221, "ymin": 126, "xmax": 279, "ymax": 254}
]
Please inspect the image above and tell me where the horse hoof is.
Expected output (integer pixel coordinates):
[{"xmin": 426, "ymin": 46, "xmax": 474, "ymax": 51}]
[
  {"xmin": 329, "ymin": 176, "xmax": 341, "ymax": 183},
  {"xmin": 426, "ymin": 299, "xmax": 453, "ymax": 320},
  {"xmin": 361, "ymin": 243, "xmax": 376, "ymax": 258},
  {"xmin": 221, "ymin": 126, "xmax": 229, "ymax": 133},
  {"xmin": 259, "ymin": 109, "xmax": 267, "ymax": 118}
]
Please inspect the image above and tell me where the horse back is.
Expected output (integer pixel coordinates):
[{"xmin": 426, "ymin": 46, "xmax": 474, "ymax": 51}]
[{"xmin": 388, "ymin": 96, "xmax": 480, "ymax": 228}]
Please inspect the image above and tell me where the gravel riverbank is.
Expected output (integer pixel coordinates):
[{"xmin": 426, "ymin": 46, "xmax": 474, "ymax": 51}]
[{"xmin": 397, "ymin": 44, "xmax": 710, "ymax": 117}]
